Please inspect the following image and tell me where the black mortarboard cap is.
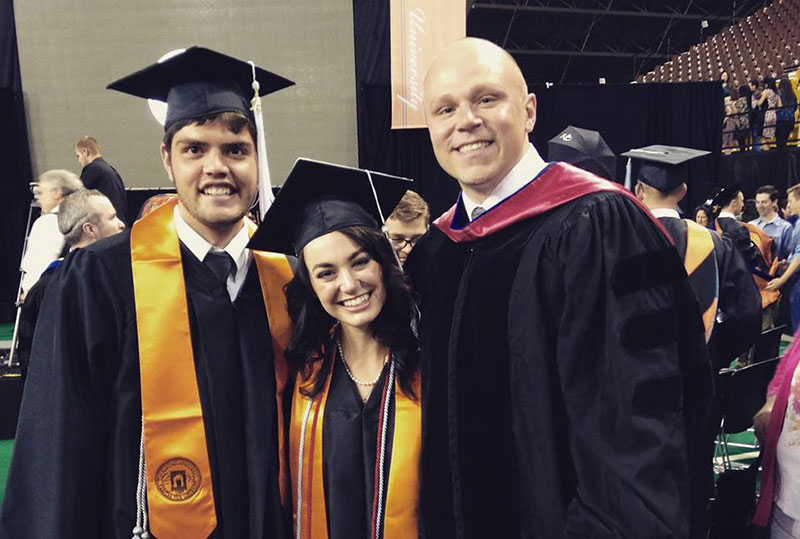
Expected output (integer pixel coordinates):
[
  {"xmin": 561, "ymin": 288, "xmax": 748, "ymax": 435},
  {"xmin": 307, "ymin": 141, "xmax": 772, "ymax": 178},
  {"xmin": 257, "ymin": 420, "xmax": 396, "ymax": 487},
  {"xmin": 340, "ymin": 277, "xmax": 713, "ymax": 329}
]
[
  {"xmin": 247, "ymin": 158, "xmax": 413, "ymax": 255},
  {"xmin": 106, "ymin": 46, "xmax": 294, "ymax": 128},
  {"xmin": 621, "ymin": 145, "xmax": 710, "ymax": 192},
  {"xmin": 709, "ymin": 184, "xmax": 742, "ymax": 208}
]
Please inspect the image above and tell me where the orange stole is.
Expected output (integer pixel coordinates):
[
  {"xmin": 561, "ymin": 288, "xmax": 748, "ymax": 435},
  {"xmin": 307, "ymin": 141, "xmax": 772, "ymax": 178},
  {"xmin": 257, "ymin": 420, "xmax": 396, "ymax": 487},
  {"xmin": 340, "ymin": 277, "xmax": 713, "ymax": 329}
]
[
  {"xmin": 683, "ymin": 220, "xmax": 718, "ymax": 341},
  {"xmin": 289, "ymin": 354, "xmax": 421, "ymax": 539},
  {"xmin": 715, "ymin": 219, "xmax": 780, "ymax": 308},
  {"xmin": 131, "ymin": 199, "xmax": 292, "ymax": 539}
]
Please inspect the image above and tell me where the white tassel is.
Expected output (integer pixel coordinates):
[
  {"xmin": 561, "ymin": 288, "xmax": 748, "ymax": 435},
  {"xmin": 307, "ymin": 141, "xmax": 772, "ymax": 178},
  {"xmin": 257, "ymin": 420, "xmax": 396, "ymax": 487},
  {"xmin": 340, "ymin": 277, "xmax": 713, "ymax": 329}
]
[
  {"xmin": 373, "ymin": 359, "xmax": 395, "ymax": 539},
  {"xmin": 624, "ymin": 157, "xmax": 633, "ymax": 191},
  {"xmin": 132, "ymin": 416, "xmax": 150, "ymax": 539},
  {"xmin": 248, "ymin": 61, "xmax": 275, "ymax": 219}
]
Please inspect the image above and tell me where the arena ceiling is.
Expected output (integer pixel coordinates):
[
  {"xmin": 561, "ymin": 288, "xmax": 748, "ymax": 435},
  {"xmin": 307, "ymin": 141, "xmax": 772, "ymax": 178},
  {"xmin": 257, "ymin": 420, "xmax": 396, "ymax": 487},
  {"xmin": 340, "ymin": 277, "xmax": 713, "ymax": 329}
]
[{"xmin": 466, "ymin": 0, "xmax": 769, "ymax": 84}]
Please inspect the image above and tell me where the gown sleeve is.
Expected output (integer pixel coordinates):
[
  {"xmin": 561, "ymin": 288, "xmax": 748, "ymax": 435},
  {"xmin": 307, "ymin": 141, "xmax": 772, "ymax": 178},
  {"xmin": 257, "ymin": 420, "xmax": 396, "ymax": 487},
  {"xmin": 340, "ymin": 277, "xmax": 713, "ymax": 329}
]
[
  {"xmin": 0, "ymin": 247, "xmax": 123, "ymax": 538},
  {"xmin": 709, "ymin": 232, "xmax": 762, "ymax": 370},
  {"xmin": 549, "ymin": 192, "xmax": 712, "ymax": 539}
]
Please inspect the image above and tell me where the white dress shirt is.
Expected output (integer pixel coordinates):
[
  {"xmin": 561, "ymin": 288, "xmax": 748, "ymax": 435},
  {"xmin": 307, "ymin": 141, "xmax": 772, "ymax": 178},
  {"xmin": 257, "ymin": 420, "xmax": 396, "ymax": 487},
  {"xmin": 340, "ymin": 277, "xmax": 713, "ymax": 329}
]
[
  {"xmin": 462, "ymin": 143, "xmax": 548, "ymax": 221},
  {"xmin": 173, "ymin": 206, "xmax": 252, "ymax": 301},
  {"xmin": 20, "ymin": 206, "xmax": 65, "ymax": 295},
  {"xmin": 649, "ymin": 208, "xmax": 681, "ymax": 219}
]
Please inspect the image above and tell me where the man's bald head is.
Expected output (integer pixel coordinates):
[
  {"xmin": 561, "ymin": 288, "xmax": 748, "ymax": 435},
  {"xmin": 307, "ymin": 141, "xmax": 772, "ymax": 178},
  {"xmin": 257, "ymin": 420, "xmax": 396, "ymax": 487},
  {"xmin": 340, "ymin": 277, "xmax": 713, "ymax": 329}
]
[
  {"xmin": 424, "ymin": 38, "xmax": 528, "ymax": 98},
  {"xmin": 423, "ymin": 37, "xmax": 536, "ymax": 201}
]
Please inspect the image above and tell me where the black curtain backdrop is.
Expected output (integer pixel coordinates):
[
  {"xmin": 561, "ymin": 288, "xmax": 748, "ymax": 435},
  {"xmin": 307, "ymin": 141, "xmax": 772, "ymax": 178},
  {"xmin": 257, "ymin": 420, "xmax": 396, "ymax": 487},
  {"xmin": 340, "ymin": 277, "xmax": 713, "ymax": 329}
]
[
  {"xmin": 719, "ymin": 148, "xmax": 800, "ymax": 200},
  {"xmin": 0, "ymin": 0, "xmax": 33, "ymax": 321},
  {"xmin": 353, "ymin": 0, "xmax": 723, "ymax": 218}
]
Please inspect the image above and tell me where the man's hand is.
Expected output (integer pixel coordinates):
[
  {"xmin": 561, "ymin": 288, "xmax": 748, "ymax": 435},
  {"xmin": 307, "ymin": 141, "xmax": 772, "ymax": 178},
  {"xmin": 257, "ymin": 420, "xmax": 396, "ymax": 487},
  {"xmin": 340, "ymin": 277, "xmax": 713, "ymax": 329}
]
[
  {"xmin": 754, "ymin": 395, "xmax": 776, "ymax": 444},
  {"xmin": 766, "ymin": 277, "xmax": 786, "ymax": 290}
]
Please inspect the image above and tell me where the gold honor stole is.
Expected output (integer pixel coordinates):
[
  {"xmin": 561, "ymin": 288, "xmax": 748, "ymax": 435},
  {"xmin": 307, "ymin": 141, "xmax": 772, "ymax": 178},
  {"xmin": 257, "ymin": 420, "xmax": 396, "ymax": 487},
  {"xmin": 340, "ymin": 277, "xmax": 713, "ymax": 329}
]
[
  {"xmin": 683, "ymin": 220, "xmax": 718, "ymax": 342},
  {"xmin": 130, "ymin": 198, "xmax": 292, "ymax": 539},
  {"xmin": 289, "ymin": 353, "xmax": 421, "ymax": 539}
]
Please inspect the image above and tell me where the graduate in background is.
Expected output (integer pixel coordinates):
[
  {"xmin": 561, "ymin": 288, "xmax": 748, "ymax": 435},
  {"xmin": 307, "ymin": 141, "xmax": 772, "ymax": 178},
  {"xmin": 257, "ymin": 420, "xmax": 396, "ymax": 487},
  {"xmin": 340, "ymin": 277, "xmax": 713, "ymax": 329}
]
[
  {"xmin": 628, "ymin": 145, "xmax": 761, "ymax": 371},
  {"xmin": 248, "ymin": 159, "xmax": 419, "ymax": 539},
  {"xmin": 0, "ymin": 47, "xmax": 295, "ymax": 539}
]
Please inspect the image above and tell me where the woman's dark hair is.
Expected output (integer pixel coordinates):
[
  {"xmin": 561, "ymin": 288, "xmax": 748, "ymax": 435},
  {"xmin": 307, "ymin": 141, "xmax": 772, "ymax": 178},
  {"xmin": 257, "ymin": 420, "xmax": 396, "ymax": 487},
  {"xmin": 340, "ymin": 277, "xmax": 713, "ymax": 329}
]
[
  {"xmin": 694, "ymin": 205, "xmax": 708, "ymax": 220},
  {"xmin": 738, "ymin": 84, "xmax": 752, "ymax": 101},
  {"xmin": 741, "ymin": 198, "xmax": 759, "ymax": 223},
  {"xmin": 285, "ymin": 225, "xmax": 419, "ymax": 399},
  {"xmin": 779, "ymin": 77, "xmax": 797, "ymax": 107},
  {"xmin": 764, "ymin": 77, "xmax": 777, "ymax": 92}
]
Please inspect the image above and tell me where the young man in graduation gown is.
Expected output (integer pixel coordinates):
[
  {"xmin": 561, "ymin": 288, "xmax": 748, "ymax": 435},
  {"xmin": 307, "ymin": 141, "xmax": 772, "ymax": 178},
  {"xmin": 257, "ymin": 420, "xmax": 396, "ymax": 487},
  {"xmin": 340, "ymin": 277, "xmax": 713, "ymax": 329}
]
[
  {"xmin": 0, "ymin": 48, "xmax": 295, "ymax": 539},
  {"xmin": 712, "ymin": 185, "xmax": 781, "ymax": 325},
  {"xmin": 629, "ymin": 145, "xmax": 761, "ymax": 371},
  {"xmin": 406, "ymin": 37, "xmax": 714, "ymax": 539}
]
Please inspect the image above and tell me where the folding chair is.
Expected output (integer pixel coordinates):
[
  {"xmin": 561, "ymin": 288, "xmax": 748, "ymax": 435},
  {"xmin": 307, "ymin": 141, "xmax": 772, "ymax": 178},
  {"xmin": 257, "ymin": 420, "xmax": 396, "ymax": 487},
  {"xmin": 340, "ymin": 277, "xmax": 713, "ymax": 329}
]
[
  {"xmin": 716, "ymin": 357, "xmax": 780, "ymax": 470},
  {"xmin": 749, "ymin": 325, "xmax": 785, "ymax": 365}
]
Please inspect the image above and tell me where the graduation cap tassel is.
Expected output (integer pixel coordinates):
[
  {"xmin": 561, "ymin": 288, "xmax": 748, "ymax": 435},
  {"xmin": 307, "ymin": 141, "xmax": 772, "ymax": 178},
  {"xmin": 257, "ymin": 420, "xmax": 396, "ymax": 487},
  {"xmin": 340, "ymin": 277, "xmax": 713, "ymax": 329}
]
[
  {"xmin": 249, "ymin": 61, "xmax": 275, "ymax": 219},
  {"xmin": 366, "ymin": 169, "xmax": 404, "ymax": 270},
  {"xmin": 624, "ymin": 157, "xmax": 633, "ymax": 191}
]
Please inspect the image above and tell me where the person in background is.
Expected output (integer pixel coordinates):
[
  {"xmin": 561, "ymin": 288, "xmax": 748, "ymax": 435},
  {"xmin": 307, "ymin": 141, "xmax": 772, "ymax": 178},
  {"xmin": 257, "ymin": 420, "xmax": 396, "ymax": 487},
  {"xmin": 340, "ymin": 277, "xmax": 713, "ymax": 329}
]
[
  {"xmin": 630, "ymin": 146, "xmax": 761, "ymax": 372},
  {"xmin": 723, "ymin": 94, "xmax": 737, "ymax": 154},
  {"xmin": 767, "ymin": 185, "xmax": 800, "ymax": 333},
  {"xmin": 734, "ymin": 85, "xmax": 753, "ymax": 152},
  {"xmin": 752, "ymin": 323, "xmax": 800, "ymax": 536},
  {"xmin": 750, "ymin": 79, "xmax": 765, "ymax": 152},
  {"xmin": 19, "ymin": 169, "xmax": 83, "ymax": 298},
  {"xmin": 74, "ymin": 136, "xmax": 128, "ymax": 225},
  {"xmin": 754, "ymin": 77, "xmax": 781, "ymax": 150},
  {"xmin": 385, "ymin": 190, "xmax": 430, "ymax": 265},
  {"xmin": 17, "ymin": 189, "xmax": 125, "ymax": 380},
  {"xmin": 751, "ymin": 185, "xmax": 793, "ymax": 260},
  {"xmin": 776, "ymin": 77, "xmax": 798, "ymax": 149},
  {"xmin": 695, "ymin": 205, "xmax": 710, "ymax": 227}
]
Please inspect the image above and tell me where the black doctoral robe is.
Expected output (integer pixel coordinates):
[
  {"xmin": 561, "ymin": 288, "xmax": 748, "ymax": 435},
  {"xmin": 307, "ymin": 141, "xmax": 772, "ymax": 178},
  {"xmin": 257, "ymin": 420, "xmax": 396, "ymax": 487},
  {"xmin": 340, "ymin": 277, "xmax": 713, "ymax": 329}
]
[
  {"xmin": 406, "ymin": 163, "xmax": 712, "ymax": 539},
  {"xmin": 0, "ymin": 231, "xmax": 288, "ymax": 539}
]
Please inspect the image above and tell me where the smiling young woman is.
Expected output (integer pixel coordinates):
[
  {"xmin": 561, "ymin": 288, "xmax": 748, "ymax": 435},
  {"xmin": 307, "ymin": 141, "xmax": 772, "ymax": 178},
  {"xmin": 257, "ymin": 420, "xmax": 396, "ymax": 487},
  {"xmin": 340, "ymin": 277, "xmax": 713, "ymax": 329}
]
[{"xmin": 248, "ymin": 159, "xmax": 419, "ymax": 539}]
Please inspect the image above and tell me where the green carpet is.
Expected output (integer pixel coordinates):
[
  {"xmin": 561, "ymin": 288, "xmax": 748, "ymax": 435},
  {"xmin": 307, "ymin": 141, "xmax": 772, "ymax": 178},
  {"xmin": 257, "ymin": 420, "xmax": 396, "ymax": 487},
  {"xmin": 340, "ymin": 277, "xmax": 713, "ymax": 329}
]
[
  {"xmin": 0, "ymin": 440, "xmax": 12, "ymax": 502},
  {"xmin": 0, "ymin": 323, "xmax": 12, "ymax": 341}
]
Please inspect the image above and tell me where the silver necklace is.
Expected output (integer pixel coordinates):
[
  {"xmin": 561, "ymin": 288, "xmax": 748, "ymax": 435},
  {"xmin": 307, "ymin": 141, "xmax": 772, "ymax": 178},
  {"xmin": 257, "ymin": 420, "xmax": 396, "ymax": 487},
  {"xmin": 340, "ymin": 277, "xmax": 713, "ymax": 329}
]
[{"xmin": 337, "ymin": 341, "xmax": 389, "ymax": 389}]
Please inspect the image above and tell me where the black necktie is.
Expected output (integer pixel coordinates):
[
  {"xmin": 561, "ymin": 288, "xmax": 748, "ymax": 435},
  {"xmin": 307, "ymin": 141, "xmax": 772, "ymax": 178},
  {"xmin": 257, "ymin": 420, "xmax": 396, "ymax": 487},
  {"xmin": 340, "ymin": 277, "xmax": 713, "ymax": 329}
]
[
  {"xmin": 471, "ymin": 206, "xmax": 486, "ymax": 221},
  {"xmin": 204, "ymin": 251, "xmax": 235, "ymax": 285}
]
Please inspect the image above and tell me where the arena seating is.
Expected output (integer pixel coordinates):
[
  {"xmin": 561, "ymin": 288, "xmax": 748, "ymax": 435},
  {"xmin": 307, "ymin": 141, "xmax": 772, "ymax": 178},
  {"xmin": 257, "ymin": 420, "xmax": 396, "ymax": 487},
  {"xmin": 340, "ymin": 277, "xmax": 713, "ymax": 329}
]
[{"xmin": 638, "ymin": 0, "xmax": 800, "ymax": 86}]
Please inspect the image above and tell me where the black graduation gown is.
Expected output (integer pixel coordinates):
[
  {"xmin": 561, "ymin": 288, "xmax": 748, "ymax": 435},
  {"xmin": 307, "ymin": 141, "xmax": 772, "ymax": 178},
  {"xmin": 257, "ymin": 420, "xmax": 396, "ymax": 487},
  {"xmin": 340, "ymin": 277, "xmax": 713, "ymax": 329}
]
[
  {"xmin": 0, "ymin": 230, "xmax": 287, "ymax": 539},
  {"xmin": 17, "ymin": 260, "xmax": 62, "ymax": 380},
  {"xmin": 80, "ymin": 157, "xmax": 128, "ymax": 225},
  {"xmin": 716, "ymin": 216, "xmax": 768, "ymax": 272},
  {"xmin": 321, "ymin": 356, "xmax": 394, "ymax": 539},
  {"xmin": 406, "ymin": 167, "xmax": 712, "ymax": 539},
  {"xmin": 659, "ymin": 216, "xmax": 761, "ymax": 370}
]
